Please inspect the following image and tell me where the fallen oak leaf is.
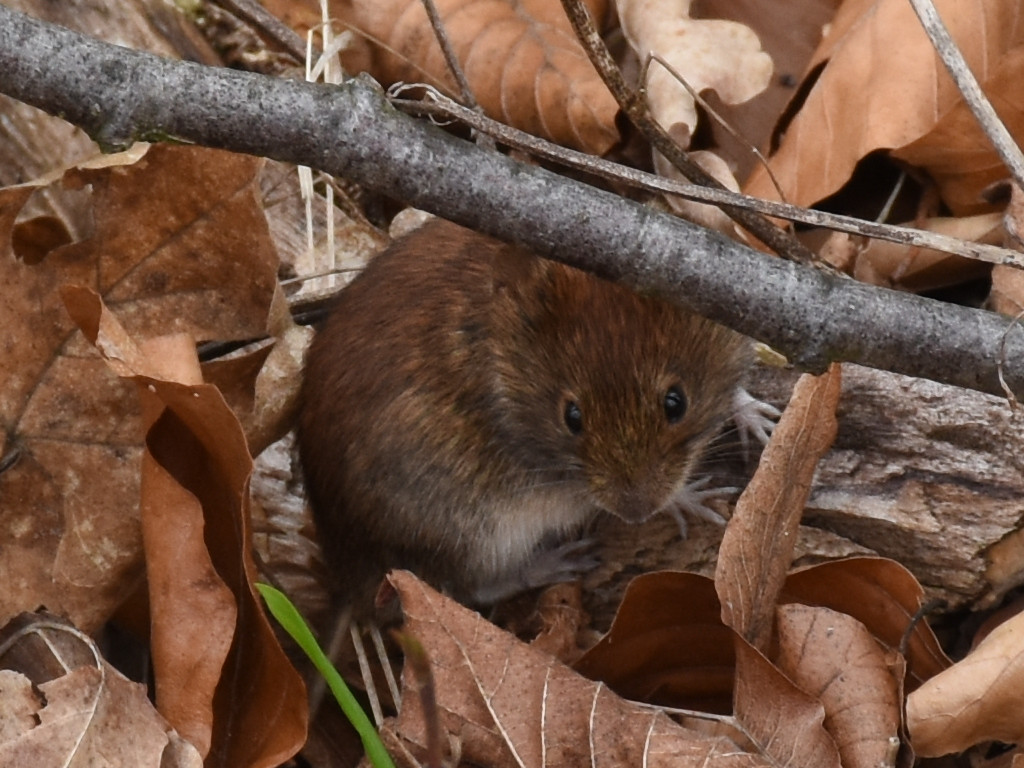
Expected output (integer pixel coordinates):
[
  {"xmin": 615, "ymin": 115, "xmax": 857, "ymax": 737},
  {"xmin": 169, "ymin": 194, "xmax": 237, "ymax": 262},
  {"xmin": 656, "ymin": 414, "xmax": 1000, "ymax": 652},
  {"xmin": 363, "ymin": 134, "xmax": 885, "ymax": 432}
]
[
  {"xmin": 574, "ymin": 571, "xmax": 735, "ymax": 714},
  {"xmin": 745, "ymin": 0, "xmax": 1024, "ymax": 214},
  {"xmin": 782, "ymin": 557, "xmax": 950, "ymax": 689},
  {"xmin": 0, "ymin": 143, "xmax": 278, "ymax": 634},
  {"xmin": 618, "ymin": 0, "xmax": 773, "ymax": 144},
  {"xmin": 575, "ymin": 571, "xmax": 841, "ymax": 768},
  {"xmin": 733, "ymin": 638, "xmax": 840, "ymax": 768}
]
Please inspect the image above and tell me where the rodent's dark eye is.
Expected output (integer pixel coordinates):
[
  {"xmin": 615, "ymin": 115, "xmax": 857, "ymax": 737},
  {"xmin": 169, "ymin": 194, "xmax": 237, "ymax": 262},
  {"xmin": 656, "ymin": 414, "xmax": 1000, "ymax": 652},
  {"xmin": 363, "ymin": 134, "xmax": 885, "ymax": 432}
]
[
  {"xmin": 663, "ymin": 386, "xmax": 687, "ymax": 423},
  {"xmin": 563, "ymin": 400, "xmax": 584, "ymax": 435}
]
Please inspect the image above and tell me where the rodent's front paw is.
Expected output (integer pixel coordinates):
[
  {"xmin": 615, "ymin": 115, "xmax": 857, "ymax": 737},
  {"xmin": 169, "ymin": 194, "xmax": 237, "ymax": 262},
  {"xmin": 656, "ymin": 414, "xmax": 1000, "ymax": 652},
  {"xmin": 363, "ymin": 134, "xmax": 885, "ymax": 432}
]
[
  {"xmin": 665, "ymin": 476, "xmax": 737, "ymax": 539},
  {"xmin": 733, "ymin": 387, "xmax": 781, "ymax": 456},
  {"xmin": 469, "ymin": 538, "xmax": 598, "ymax": 605}
]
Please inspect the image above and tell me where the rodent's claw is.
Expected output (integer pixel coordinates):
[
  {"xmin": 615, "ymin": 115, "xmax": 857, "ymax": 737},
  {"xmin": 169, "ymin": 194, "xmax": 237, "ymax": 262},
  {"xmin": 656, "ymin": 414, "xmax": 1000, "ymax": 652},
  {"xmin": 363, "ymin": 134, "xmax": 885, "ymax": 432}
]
[
  {"xmin": 733, "ymin": 387, "xmax": 781, "ymax": 457},
  {"xmin": 470, "ymin": 538, "xmax": 598, "ymax": 604},
  {"xmin": 521, "ymin": 538, "xmax": 600, "ymax": 588},
  {"xmin": 666, "ymin": 477, "xmax": 738, "ymax": 539}
]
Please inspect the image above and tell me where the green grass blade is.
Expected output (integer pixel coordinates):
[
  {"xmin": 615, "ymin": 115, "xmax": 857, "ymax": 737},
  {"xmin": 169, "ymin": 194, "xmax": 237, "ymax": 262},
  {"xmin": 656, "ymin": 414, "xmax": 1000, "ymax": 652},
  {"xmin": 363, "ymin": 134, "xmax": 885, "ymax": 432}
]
[{"xmin": 257, "ymin": 583, "xmax": 397, "ymax": 768}]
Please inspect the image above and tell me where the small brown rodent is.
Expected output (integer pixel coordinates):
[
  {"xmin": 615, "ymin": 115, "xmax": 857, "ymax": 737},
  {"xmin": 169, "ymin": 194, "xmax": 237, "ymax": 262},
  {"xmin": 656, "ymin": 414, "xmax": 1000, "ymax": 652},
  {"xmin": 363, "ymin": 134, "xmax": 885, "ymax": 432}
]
[{"xmin": 299, "ymin": 218, "xmax": 751, "ymax": 613}]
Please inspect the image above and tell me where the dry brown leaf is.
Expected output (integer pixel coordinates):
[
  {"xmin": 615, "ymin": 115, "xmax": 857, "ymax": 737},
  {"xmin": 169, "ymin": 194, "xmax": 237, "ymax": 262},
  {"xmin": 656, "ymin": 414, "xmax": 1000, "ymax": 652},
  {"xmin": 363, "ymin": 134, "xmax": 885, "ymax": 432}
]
[
  {"xmin": 907, "ymin": 609, "xmax": 1024, "ymax": 755},
  {"xmin": 745, "ymin": 0, "xmax": 1024, "ymax": 215},
  {"xmin": 694, "ymin": 0, "xmax": 841, "ymax": 181},
  {"xmin": 574, "ymin": 572, "xmax": 735, "ymax": 714},
  {"xmin": 389, "ymin": 570, "xmax": 768, "ymax": 768},
  {"xmin": 577, "ymin": 559, "xmax": 945, "ymax": 725},
  {"xmin": 575, "ymin": 571, "xmax": 845, "ymax": 768},
  {"xmin": 893, "ymin": 44, "xmax": 1024, "ymax": 214},
  {"xmin": 61, "ymin": 287, "xmax": 307, "ymax": 768},
  {"xmin": 342, "ymin": 0, "xmax": 620, "ymax": 154},
  {"xmin": 733, "ymin": 640, "xmax": 841, "ymax": 768},
  {"xmin": 0, "ymin": 144, "xmax": 278, "ymax": 633},
  {"xmin": 991, "ymin": 262, "xmax": 1024, "ymax": 317},
  {"xmin": 775, "ymin": 604, "xmax": 902, "ymax": 768},
  {"xmin": 618, "ymin": 0, "xmax": 773, "ymax": 143},
  {"xmin": 782, "ymin": 558, "xmax": 950, "ymax": 689},
  {"xmin": 0, "ymin": 612, "xmax": 202, "ymax": 767},
  {"xmin": 850, "ymin": 213, "xmax": 1002, "ymax": 291},
  {"xmin": 716, "ymin": 364, "xmax": 842, "ymax": 651}
]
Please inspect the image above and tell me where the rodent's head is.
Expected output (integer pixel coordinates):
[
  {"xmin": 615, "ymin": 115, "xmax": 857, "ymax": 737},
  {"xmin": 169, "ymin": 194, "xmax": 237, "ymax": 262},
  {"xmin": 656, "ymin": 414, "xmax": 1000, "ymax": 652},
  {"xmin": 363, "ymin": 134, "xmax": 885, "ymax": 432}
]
[{"xmin": 489, "ymin": 254, "xmax": 750, "ymax": 524}]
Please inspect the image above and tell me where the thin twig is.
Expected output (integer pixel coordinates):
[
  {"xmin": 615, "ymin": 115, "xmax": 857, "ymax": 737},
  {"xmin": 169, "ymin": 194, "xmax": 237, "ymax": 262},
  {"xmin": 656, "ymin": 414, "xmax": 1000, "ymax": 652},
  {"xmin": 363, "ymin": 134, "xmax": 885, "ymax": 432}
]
[
  {"xmin": 646, "ymin": 52, "xmax": 787, "ymax": 204},
  {"xmin": 558, "ymin": 0, "xmax": 817, "ymax": 265},
  {"xmin": 392, "ymin": 89, "xmax": 1024, "ymax": 269},
  {"xmin": 418, "ymin": 0, "xmax": 495, "ymax": 150},
  {"xmin": 420, "ymin": 0, "xmax": 476, "ymax": 109},
  {"xmin": 207, "ymin": 0, "xmax": 311, "ymax": 64},
  {"xmin": 6, "ymin": 5, "xmax": 1024, "ymax": 397},
  {"xmin": 908, "ymin": 0, "xmax": 1024, "ymax": 190}
]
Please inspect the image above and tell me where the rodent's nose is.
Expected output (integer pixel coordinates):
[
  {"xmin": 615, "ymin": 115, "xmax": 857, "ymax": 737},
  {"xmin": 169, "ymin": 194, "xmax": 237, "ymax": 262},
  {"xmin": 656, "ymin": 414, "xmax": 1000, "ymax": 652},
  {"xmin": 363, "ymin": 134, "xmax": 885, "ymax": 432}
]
[{"xmin": 604, "ymin": 486, "xmax": 661, "ymax": 524}]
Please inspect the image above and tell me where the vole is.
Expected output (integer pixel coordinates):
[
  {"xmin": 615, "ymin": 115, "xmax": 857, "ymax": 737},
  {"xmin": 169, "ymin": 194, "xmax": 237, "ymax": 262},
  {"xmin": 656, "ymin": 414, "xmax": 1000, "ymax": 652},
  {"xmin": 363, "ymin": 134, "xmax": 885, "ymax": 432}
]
[{"xmin": 298, "ymin": 218, "xmax": 753, "ymax": 614}]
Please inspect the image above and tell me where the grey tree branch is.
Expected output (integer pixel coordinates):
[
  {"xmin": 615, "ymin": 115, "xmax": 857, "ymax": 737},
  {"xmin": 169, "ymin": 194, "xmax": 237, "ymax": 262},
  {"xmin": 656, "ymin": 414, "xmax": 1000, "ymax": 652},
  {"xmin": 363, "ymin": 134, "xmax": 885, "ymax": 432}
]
[
  {"xmin": 1, "ymin": 4, "xmax": 1023, "ymax": 400},
  {"xmin": 394, "ymin": 90, "xmax": 1024, "ymax": 268}
]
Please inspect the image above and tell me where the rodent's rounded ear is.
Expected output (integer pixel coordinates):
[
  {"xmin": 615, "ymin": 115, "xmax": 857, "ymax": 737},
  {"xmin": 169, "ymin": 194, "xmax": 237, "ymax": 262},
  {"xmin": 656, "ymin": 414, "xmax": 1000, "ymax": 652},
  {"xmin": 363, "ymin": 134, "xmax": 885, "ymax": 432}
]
[{"xmin": 490, "ymin": 245, "xmax": 549, "ymax": 298}]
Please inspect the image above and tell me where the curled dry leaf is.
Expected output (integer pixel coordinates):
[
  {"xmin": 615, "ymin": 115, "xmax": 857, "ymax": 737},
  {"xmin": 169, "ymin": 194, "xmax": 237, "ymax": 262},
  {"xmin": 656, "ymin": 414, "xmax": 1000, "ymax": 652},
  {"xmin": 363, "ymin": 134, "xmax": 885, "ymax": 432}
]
[
  {"xmin": 733, "ymin": 639, "xmax": 841, "ymax": 768},
  {"xmin": 0, "ymin": 611, "xmax": 202, "ymax": 767},
  {"xmin": 575, "ymin": 571, "xmax": 843, "ymax": 768},
  {"xmin": 575, "ymin": 563, "xmax": 941, "ymax": 765},
  {"xmin": 850, "ymin": 213, "xmax": 1002, "ymax": 292},
  {"xmin": 716, "ymin": 364, "xmax": 842, "ymax": 651},
  {"xmin": 783, "ymin": 558, "xmax": 950, "ymax": 689},
  {"xmin": 389, "ymin": 570, "xmax": 769, "ymax": 768},
  {"xmin": 342, "ymin": 0, "xmax": 620, "ymax": 154},
  {"xmin": 0, "ymin": 144, "xmax": 278, "ymax": 633},
  {"xmin": 775, "ymin": 604, "xmax": 902, "ymax": 768},
  {"xmin": 745, "ymin": 0, "xmax": 1024, "ymax": 214},
  {"xmin": 574, "ymin": 572, "xmax": 735, "ymax": 714},
  {"xmin": 618, "ymin": 0, "xmax": 773, "ymax": 143},
  {"xmin": 907, "ymin": 609, "xmax": 1024, "ymax": 755},
  {"xmin": 61, "ymin": 288, "xmax": 307, "ymax": 768}
]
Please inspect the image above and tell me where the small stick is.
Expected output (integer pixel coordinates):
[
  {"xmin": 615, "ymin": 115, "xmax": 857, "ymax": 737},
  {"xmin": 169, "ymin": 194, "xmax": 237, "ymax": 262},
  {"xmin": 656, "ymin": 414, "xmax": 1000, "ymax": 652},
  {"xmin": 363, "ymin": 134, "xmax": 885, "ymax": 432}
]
[
  {"xmin": 207, "ymin": 0, "xmax": 310, "ymax": 64},
  {"xmin": 646, "ymin": 51, "xmax": 787, "ymax": 204},
  {"xmin": 557, "ymin": 0, "xmax": 817, "ymax": 265},
  {"xmin": 392, "ymin": 89, "xmax": 1024, "ymax": 268},
  {"xmin": 418, "ymin": 0, "xmax": 495, "ymax": 149},
  {"xmin": 908, "ymin": 0, "xmax": 1024, "ymax": 190},
  {"xmin": 352, "ymin": 624, "xmax": 385, "ymax": 726},
  {"xmin": 370, "ymin": 623, "xmax": 402, "ymax": 708},
  {"xmin": 420, "ymin": 0, "xmax": 476, "ymax": 110}
]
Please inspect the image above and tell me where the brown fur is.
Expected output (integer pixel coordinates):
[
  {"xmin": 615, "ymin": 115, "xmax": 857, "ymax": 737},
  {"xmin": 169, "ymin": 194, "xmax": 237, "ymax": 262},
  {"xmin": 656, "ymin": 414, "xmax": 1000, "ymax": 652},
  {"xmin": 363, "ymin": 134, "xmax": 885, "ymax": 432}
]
[{"xmin": 298, "ymin": 219, "xmax": 750, "ymax": 613}]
